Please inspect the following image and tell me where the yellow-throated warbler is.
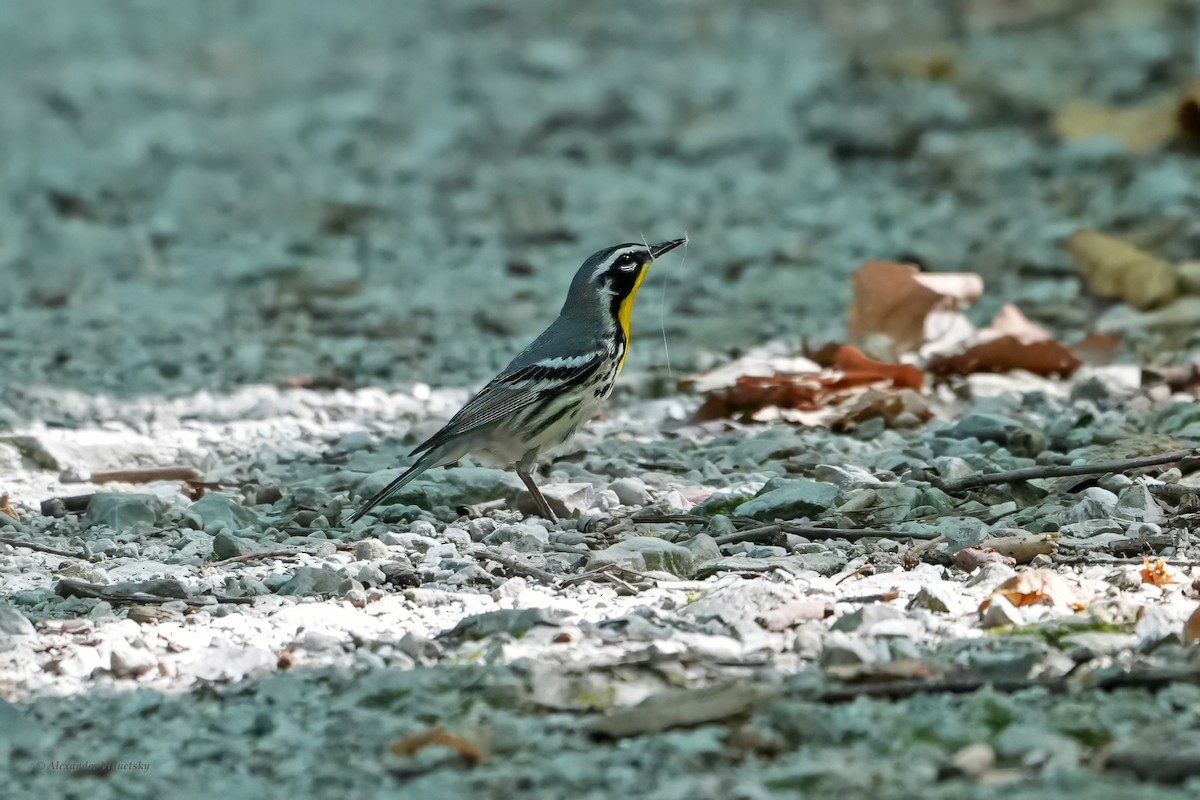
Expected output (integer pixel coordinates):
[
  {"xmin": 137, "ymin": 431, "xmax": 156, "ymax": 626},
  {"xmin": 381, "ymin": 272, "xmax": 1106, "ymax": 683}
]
[{"xmin": 348, "ymin": 237, "xmax": 687, "ymax": 523}]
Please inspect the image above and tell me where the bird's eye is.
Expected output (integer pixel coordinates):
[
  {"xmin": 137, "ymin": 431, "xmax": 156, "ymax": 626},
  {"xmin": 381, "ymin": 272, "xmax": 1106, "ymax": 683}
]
[{"xmin": 615, "ymin": 253, "xmax": 637, "ymax": 271}]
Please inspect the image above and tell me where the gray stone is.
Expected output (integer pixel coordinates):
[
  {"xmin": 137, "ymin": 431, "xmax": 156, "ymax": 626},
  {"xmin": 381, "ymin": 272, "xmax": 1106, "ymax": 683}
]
[
  {"xmin": 517, "ymin": 481, "xmax": 594, "ymax": 518},
  {"xmin": 83, "ymin": 493, "xmax": 164, "ymax": 529},
  {"xmin": 275, "ymin": 567, "xmax": 354, "ymax": 597},
  {"xmin": 831, "ymin": 603, "xmax": 906, "ymax": 633},
  {"xmin": 467, "ymin": 518, "xmax": 497, "ymax": 542},
  {"xmin": 589, "ymin": 536, "xmax": 695, "ymax": 577},
  {"xmin": 941, "ymin": 413, "xmax": 1046, "ymax": 456},
  {"xmin": 356, "ymin": 466, "xmax": 522, "ymax": 512},
  {"xmin": 1115, "ymin": 484, "xmax": 1164, "ymax": 523},
  {"xmin": 442, "ymin": 608, "xmax": 562, "ymax": 640},
  {"xmin": 694, "ymin": 489, "xmax": 756, "ymax": 517},
  {"xmin": 212, "ymin": 530, "xmax": 257, "ymax": 559},
  {"xmin": 0, "ymin": 606, "xmax": 36, "ymax": 636},
  {"xmin": 1059, "ymin": 518, "xmax": 1124, "ymax": 538},
  {"xmin": 683, "ymin": 533, "xmax": 723, "ymax": 564},
  {"xmin": 609, "ymin": 476, "xmax": 650, "ymax": 506},
  {"xmin": 484, "ymin": 521, "xmax": 550, "ymax": 552},
  {"xmin": 931, "ymin": 456, "xmax": 974, "ymax": 482},
  {"xmin": 1063, "ymin": 487, "xmax": 1120, "ymax": 523},
  {"xmin": 819, "ymin": 633, "xmax": 888, "ymax": 666},
  {"xmin": 187, "ymin": 643, "xmax": 275, "ymax": 682},
  {"xmin": 440, "ymin": 527, "xmax": 472, "ymax": 548},
  {"xmin": 353, "ymin": 538, "xmax": 390, "ymax": 561},
  {"xmin": 733, "ymin": 479, "xmax": 841, "ymax": 521},
  {"xmin": 979, "ymin": 594, "xmax": 1024, "ymax": 628},
  {"xmin": 813, "ymin": 464, "xmax": 880, "ymax": 488},
  {"xmin": 866, "ymin": 485, "xmax": 923, "ymax": 524},
  {"xmin": 908, "ymin": 583, "xmax": 971, "ymax": 615},
  {"xmin": 706, "ymin": 514, "xmax": 737, "ymax": 536},
  {"xmin": 189, "ymin": 493, "xmax": 259, "ymax": 530},
  {"xmin": 110, "ymin": 645, "xmax": 158, "ymax": 678},
  {"xmin": 409, "ymin": 520, "xmax": 439, "ymax": 538}
]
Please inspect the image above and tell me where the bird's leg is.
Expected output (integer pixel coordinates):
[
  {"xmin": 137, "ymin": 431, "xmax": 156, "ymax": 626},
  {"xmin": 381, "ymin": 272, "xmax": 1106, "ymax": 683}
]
[{"xmin": 516, "ymin": 468, "xmax": 558, "ymax": 522}]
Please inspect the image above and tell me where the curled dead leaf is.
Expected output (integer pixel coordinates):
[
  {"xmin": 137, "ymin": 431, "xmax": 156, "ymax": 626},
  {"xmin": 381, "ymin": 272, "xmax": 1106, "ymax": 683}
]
[
  {"xmin": 832, "ymin": 346, "xmax": 923, "ymax": 391},
  {"xmin": 695, "ymin": 346, "xmax": 927, "ymax": 425},
  {"xmin": 847, "ymin": 261, "xmax": 983, "ymax": 359},
  {"xmin": 1140, "ymin": 555, "xmax": 1177, "ymax": 588},
  {"xmin": 927, "ymin": 336, "xmax": 1081, "ymax": 378},
  {"xmin": 390, "ymin": 727, "xmax": 488, "ymax": 765},
  {"xmin": 978, "ymin": 569, "xmax": 1086, "ymax": 614},
  {"xmin": 0, "ymin": 494, "xmax": 17, "ymax": 520},
  {"xmin": 831, "ymin": 388, "xmax": 931, "ymax": 432},
  {"xmin": 1065, "ymin": 230, "xmax": 1179, "ymax": 310}
]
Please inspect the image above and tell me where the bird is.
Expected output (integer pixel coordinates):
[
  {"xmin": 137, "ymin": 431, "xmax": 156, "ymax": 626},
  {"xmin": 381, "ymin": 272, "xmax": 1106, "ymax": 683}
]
[{"xmin": 348, "ymin": 237, "xmax": 687, "ymax": 523}]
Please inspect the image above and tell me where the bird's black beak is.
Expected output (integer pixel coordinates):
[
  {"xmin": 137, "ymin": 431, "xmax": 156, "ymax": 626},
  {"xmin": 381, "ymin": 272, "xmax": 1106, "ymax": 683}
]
[{"xmin": 649, "ymin": 238, "xmax": 687, "ymax": 259}]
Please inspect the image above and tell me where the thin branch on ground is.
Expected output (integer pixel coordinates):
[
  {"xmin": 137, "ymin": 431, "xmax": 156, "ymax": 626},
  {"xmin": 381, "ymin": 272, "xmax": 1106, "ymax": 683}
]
[
  {"xmin": 0, "ymin": 536, "xmax": 100, "ymax": 561},
  {"xmin": 469, "ymin": 546, "xmax": 560, "ymax": 585},
  {"xmin": 205, "ymin": 549, "xmax": 312, "ymax": 568},
  {"xmin": 933, "ymin": 450, "xmax": 1197, "ymax": 493},
  {"xmin": 712, "ymin": 523, "xmax": 940, "ymax": 546},
  {"xmin": 810, "ymin": 668, "xmax": 1200, "ymax": 704}
]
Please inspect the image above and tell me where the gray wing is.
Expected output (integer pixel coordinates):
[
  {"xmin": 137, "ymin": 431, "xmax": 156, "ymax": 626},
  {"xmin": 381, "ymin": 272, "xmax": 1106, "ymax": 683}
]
[{"xmin": 410, "ymin": 352, "xmax": 606, "ymax": 456}]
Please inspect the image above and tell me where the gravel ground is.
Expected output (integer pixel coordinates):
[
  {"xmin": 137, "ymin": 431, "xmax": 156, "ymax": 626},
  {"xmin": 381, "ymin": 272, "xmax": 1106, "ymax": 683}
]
[{"xmin": 3, "ymin": 0, "xmax": 1200, "ymax": 798}]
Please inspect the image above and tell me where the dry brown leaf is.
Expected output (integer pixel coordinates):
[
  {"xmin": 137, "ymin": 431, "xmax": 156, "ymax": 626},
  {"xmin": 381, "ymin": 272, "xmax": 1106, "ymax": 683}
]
[
  {"xmin": 833, "ymin": 345, "xmax": 924, "ymax": 391},
  {"xmin": 927, "ymin": 336, "xmax": 1081, "ymax": 378},
  {"xmin": 0, "ymin": 494, "xmax": 17, "ymax": 520},
  {"xmin": 978, "ymin": 569, "xmax": 1086, "ymax": 614},
  {"xmin": 847, "ymin": 261, "xmax": 983, "ymax": 359},
  {"xmin": 695, "ymin": 346, "xmax": 926, "ymax": 423},
  {"xmin": 390, "ymin": 727, "xmax": 487, "ymax": 765},
  {"xmin": 1053, "ymin": 99, "xmax": 1179, "ymax": 153},
  {"xmin": 1140, "ymin": 555, "xmax": 1177, "ymax": 588},
  {"xmin": 1065, "ymin": 230, "xmax": 1179, "ymax": 310},
  {"xmin": 1184, "ymin": 605, "xmax": 1200, "ymax": 644},
  {"xmin": 831, "ymin": 388, "xmax": 932, "ymax": 432}
]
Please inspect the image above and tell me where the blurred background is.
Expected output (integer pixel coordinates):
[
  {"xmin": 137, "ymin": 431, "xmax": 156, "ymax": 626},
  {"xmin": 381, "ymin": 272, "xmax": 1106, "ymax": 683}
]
[{"xmin": 0, "ymin": 0, "xmax": 1197, "ymax": 403}]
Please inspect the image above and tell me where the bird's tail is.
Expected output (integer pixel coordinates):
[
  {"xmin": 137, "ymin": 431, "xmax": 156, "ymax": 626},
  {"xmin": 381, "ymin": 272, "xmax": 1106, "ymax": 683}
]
[{"xmin": 346, "ymin": 454, "xmax": 437, "ymax": 523}]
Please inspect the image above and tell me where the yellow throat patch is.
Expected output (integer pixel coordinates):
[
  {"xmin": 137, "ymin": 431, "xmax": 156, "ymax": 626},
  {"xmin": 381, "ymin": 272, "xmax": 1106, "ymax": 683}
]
[{"xmin": 615, "ymin": 267, "xmax": 648, "ymax": 372}]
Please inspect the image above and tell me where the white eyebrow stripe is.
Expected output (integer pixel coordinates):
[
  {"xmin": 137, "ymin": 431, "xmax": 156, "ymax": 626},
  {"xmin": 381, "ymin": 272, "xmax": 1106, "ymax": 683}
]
[{"xmin": 592, "ymin": 245, "xmax": 648, "ymax": 278}]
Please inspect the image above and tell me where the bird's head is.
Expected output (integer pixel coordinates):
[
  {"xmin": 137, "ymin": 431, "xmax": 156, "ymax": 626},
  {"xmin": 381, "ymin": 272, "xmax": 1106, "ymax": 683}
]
[{"xmin": 564, "ymin": 238, "xmax": 686, "ymax": 325}]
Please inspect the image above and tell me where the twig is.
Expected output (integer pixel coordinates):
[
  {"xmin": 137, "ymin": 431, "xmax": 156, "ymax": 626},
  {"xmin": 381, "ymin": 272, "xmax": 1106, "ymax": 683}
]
[
  {"xmin": 837, "ymin": 589, "xmax": 901, "ymax": 604},
  {"xmin": 558, "ymin": 563, "xmax": 620, "ymax": 587},
  {"xmin": 810, "ymin": 668, "xmax": 1200, "ymax": 704},
  {"xmin": 1054, "ymin": 555, "xmax": 1199, "ymax": 568},
  {"xmin": 469, "ymin": 547, "xmax": 559, "ymax": 585},
  {"xmin": 204, "ymin": 549, "xmax": 311, "ymax": 568},
  {"xmin": 55, "ymin": 577, "xmax": 254, "ymax": 606},
  {"xmin": 934, "ymin": 450, "xmax": 1197, "ymax": 493},
  {"xmin": 0, "ymin": 536, "xmax": 99, "ymax": 561},
  {"xmin": 712, "ymin": 523, "xmax": 940, "ymax": 547},
  {"xmin": 89, "ymin": 466, "xmax": 203, "ymax": 484}
]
